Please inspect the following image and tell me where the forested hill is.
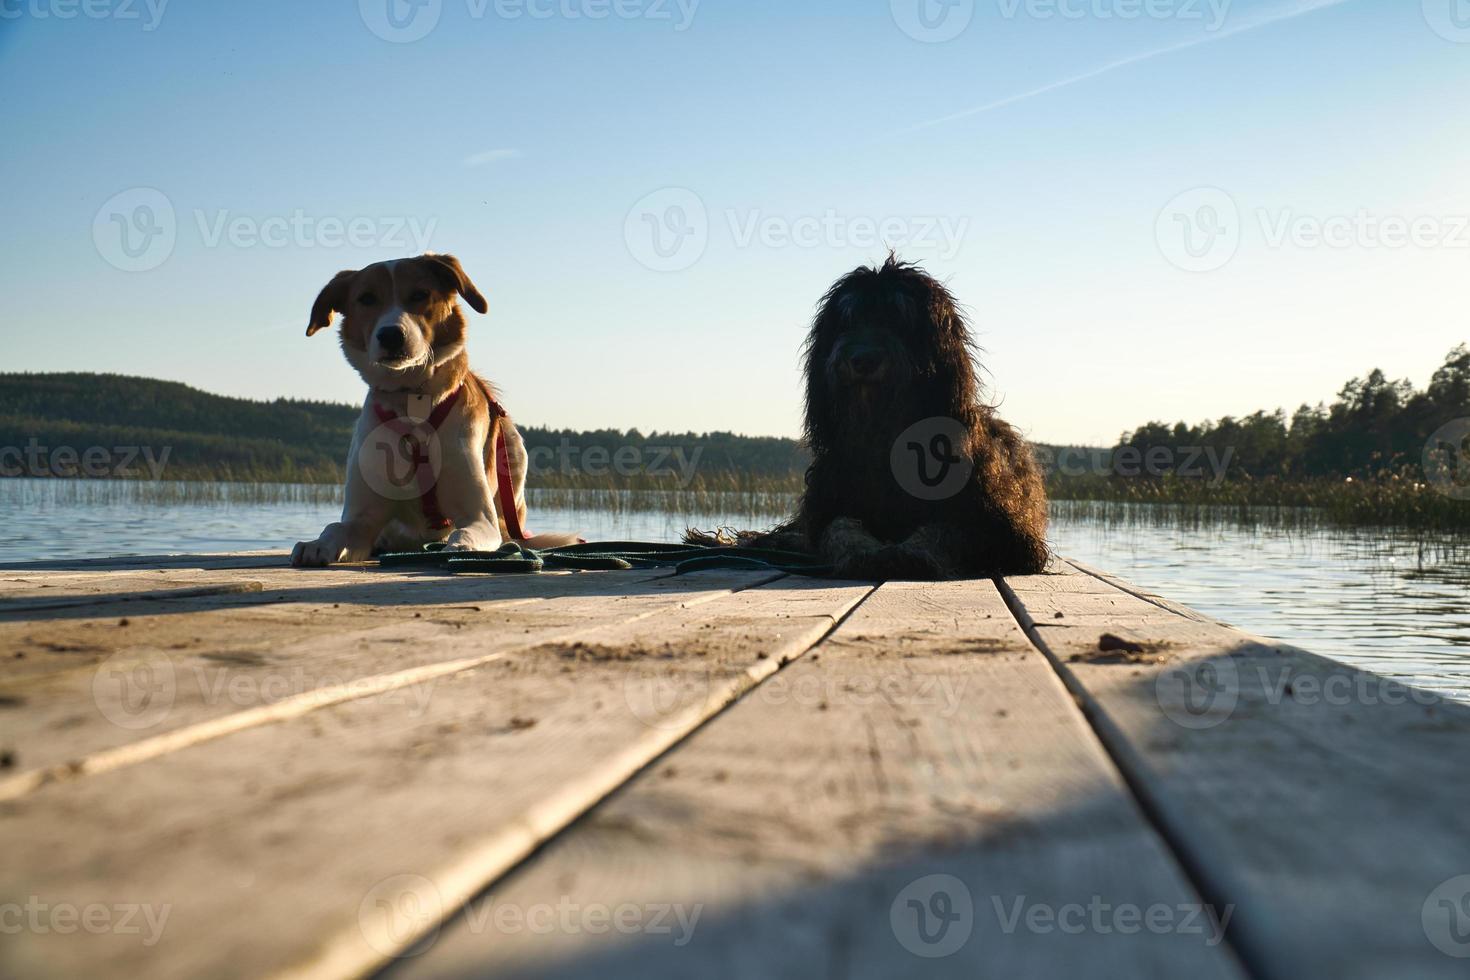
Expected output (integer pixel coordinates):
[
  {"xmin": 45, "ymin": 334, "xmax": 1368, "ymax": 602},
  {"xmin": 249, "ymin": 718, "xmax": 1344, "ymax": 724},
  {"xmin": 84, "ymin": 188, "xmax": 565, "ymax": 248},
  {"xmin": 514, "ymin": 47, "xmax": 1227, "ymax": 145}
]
[
  {"xmin": 3, "ymin": 345, "xmax": 1465, "ymax": 488},
  {"xmin": 0, "ymin": 373, "xmax": 809, "ymax": 483}
]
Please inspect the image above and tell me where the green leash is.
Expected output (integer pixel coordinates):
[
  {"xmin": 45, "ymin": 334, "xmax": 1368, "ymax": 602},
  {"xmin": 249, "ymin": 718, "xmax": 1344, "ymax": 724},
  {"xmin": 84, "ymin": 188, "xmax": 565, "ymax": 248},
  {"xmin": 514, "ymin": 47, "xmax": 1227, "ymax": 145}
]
[{"xmin": 377, "ymin": 541, "xmax": 833, "ymax": 577}]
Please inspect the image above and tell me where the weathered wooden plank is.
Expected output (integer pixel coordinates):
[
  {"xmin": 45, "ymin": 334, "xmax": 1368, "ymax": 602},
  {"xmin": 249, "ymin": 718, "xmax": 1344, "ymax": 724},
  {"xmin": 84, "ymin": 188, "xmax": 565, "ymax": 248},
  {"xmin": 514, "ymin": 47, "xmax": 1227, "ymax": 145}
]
[
  {"xmin": 0, "ymin": 581, "xmax": 267, "ymax": 614},
  {"xmin": 0, "ymin": 564, "xmax": 735, "ymax": 693},
  {"xmin": 999, "ymin": 565, "xmax": 1470, "ymax": 980},
  {"xmin": 0, "ymin": 568, "xmax": 767, "ymax": 796},
  {"xmin": 396, "ymin": 580, "xmax": 1245, "ymax": 980},
  {"xmin": 0, "ymin": 551, "xmax": 289, "ymax": 573},
  {"xmin": 0, "ymin": 577, "xmax": 871, "ymax": 980}
]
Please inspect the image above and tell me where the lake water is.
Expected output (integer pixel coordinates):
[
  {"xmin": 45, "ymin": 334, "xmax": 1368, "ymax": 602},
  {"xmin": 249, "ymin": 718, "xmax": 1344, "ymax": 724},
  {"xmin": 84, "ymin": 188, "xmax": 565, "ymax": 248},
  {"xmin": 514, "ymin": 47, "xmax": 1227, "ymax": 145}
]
[{"xmin": 3, "ymin": 480, "xmax": 1467, "ymax": 701}]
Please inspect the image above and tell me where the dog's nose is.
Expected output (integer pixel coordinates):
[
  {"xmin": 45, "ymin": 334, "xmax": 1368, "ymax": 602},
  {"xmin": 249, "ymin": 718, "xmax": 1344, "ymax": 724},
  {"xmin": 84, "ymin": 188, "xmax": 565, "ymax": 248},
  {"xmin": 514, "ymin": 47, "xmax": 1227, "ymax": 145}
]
[
  {"xmin": 848, "ymin": 351, "xmax": 887, "ymax": 379},
  {"xmin": 375, "ymin": 326, "xmax": 406, "ymax": 353}
]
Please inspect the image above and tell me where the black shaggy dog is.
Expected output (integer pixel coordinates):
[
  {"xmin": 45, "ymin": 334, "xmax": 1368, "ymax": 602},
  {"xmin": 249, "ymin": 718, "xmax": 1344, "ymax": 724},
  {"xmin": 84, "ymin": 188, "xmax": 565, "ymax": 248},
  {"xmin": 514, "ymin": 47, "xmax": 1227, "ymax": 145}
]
[{"xmin": 724, "ymin": 256, "xmax": 1050, "ymax": 580}]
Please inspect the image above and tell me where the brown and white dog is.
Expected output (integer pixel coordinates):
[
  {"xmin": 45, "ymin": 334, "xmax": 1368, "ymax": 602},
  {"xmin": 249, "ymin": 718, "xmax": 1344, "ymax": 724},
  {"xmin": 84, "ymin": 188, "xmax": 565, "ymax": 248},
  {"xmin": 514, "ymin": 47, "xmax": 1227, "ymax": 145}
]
[{"xmin": 291, "ymin": 253, "xmax": 574, "ymax": 567}]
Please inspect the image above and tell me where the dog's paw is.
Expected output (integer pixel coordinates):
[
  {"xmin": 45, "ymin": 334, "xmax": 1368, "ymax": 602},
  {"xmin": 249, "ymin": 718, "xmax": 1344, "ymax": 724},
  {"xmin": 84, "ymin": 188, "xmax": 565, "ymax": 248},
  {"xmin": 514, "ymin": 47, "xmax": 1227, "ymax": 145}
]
[
  {"xmin": 291, "ymin": 539, "xmax": 344, "ymax": 568},
  {"xmin": 442, "ymin": 527, "xmax": 503, "ymax": 553},
  {"xmin": 820, "ymin": 517, "xmax": 882, "ymax": 555},
  {"xmin": 835, "ymin": 545, "xmax": 947, "ymax": 582}
]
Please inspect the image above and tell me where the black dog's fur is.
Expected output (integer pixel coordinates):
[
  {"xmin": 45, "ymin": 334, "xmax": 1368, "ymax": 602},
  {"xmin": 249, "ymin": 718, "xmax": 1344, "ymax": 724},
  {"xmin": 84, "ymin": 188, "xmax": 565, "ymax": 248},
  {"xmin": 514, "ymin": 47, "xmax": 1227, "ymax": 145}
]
[{"xmin": 716, "ymin": 257, "xmax": 1049, "ymax": 580}]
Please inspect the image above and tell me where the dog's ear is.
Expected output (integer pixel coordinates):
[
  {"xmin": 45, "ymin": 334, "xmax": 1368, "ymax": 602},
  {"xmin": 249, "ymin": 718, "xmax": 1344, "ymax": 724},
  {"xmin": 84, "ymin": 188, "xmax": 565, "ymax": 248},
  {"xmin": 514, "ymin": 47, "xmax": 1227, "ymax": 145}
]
[
  {"xmin": 307, "ymin": 270, "xmax": 357, "ymax": 337},
  {"xmin": 423, "ymin": 253, "xmax": 488, "ymax": 315}
]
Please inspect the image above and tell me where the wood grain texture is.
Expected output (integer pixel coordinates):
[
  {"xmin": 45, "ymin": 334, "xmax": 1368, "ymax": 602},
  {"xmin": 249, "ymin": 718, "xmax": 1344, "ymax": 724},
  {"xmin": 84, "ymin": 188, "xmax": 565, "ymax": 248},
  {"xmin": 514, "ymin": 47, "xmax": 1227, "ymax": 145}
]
[
  {"xmin": 395, "ymin": 579, "xmax": 1246, "ymax": 980},
  {"xmin": 0, "ymin": 575, "xmax": 870, "ymax": 980},
  {"xmin": 0, "ymin": 567, "xmax": 749, "ymax": 780},
  {"xmin": 1000, "ymin": 565, "xmax": 1470, "ymax": 980}
]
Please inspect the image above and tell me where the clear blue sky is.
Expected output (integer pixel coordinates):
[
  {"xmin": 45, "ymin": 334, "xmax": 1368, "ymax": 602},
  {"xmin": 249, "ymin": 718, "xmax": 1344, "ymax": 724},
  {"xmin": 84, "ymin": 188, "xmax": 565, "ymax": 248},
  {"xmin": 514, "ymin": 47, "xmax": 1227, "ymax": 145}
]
[{"xmin": 2, "ymin": 0, "xmax": 1466, "ymax": 445}]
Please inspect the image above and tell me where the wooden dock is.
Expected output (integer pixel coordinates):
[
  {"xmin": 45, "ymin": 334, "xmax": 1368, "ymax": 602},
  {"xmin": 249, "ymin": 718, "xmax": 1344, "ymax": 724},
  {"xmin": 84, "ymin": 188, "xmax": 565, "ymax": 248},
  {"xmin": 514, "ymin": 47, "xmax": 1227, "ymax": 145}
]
[{"xmin": 2, "ymin": 554, "xmax": 1468, "ymax": 979}]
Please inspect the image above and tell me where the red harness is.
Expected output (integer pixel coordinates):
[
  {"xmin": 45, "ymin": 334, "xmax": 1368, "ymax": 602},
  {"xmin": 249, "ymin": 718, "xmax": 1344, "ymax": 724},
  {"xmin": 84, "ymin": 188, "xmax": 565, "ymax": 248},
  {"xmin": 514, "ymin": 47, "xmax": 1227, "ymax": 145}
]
[{"xmin": 372, "ymin": 382, "xmax": 531, "ymax": 542}]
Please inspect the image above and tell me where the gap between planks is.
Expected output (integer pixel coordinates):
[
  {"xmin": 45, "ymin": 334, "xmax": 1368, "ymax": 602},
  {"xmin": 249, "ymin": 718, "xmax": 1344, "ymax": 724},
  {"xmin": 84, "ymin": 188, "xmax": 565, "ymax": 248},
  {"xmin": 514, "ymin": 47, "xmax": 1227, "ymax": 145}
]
[
  {"xmin": 0, "ymin": 575, "xmax": 875, "ymax": 980},
  {"xmin": 0, "ymin": 569, "xmax": 782, "ymax": 802},
  {"xmin": 281, "ymin": 580, "xmax": 878, "ymax": 980}
]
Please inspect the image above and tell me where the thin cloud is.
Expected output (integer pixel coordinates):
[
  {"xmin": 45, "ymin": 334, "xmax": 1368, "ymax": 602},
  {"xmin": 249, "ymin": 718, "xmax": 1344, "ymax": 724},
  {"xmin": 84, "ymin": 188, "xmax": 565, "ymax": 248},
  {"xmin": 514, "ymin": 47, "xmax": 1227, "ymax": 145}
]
[
  {"xmin": 902, "ymin": 0, "xmax": 1356, "ymax": 134},
  {"xmin": 463, "ymin": 148, "xmax": 522, "ymax": 167}
]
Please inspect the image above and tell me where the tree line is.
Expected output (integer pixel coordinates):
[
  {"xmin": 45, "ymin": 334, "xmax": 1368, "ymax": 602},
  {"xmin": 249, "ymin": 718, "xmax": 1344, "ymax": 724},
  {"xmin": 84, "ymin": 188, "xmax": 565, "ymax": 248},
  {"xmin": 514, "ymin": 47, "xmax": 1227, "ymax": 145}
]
[{"xmin": 1109, "ymin": 345, "xmax": 1469, "ymax": 483}]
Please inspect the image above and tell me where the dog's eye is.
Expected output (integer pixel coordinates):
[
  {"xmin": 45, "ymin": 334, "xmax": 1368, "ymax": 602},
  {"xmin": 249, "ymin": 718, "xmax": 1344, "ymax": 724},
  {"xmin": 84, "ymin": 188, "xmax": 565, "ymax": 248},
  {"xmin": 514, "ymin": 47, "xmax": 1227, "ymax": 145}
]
[
  {"xmin": 356, "ymin": 293, "xmax": 378, "ymax": 306},
  {"xmin": 407, "ymin": 289, "xmax": 430, "ymax": 304}
]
